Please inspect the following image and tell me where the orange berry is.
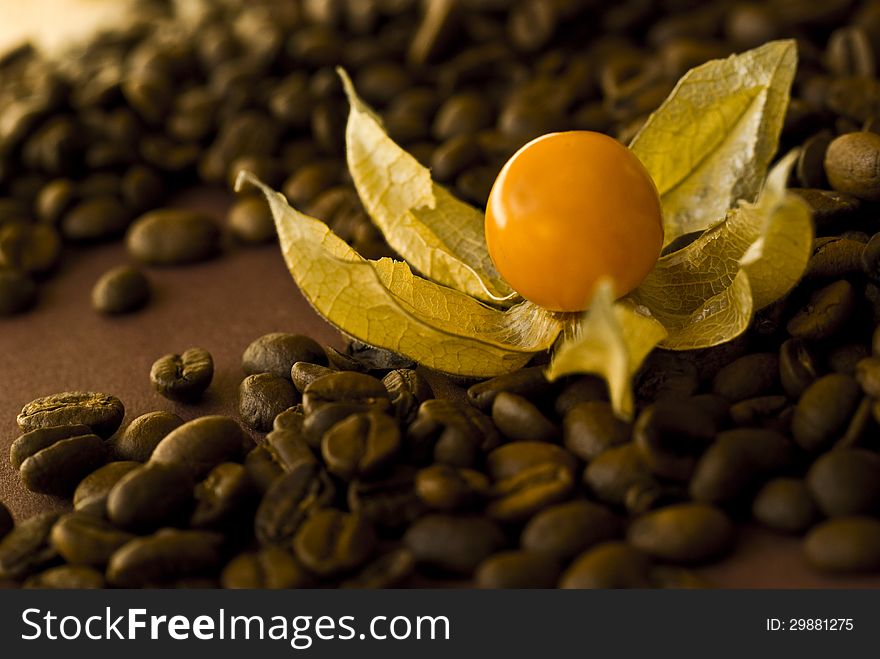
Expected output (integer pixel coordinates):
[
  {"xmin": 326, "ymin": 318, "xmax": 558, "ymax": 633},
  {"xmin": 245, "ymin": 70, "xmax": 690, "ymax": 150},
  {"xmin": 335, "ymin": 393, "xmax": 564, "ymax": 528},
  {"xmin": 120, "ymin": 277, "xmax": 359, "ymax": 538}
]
[{"xmin": 485, "ymin": 131, "xmax": 663, "ymax": 312}]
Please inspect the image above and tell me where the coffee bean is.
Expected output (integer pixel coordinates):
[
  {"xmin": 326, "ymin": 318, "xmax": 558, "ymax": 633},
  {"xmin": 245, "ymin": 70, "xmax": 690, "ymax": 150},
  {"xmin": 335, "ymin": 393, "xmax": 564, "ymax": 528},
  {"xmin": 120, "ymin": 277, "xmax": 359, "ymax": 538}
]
[
  {"xmin": 73, "ymin": 461, "xmax": 140, "ymax": 517},
  {"xmin": 431, "ymin": 135, "xmax": 481, "ymax": 182},
  {"xmin": 190, "ymin": 462, "xmax": 257, "ymax": 530},
  {"xmin": 49, "ymin": 512, "xmax": 134, "ymax": 567},
  {"xmin": 0, "ymin": 223, "xmax": 61, "ymax": 275},
  {"xmin": 752, "ymin": 478, "xmax": 818, "ymax": 534},
  {"xmin": 243, "ymin": 332, "xmax": 326, "ymax": 379},
  {"xmin": 61, "ymin": 196, "xmax": 129, "ymax": 241},
  {"xmin": 806, "ymin": 448, "xmax": 880, "ymax": 517},
  {"xmin": 0, "ymin": 502, "xmax": 12, "ymax": 542},
  {"xmin": 862, "ymin": 232, "xmax": 880, "ymax": 281},
  {"xmin": 244, "ymin": 446, "xmax": 284, "ymax": 494},
  {"xmin": 584, "ymin": 443, "xmax": 653, "ymax": 506},
  {"xmin": 341, "ymin": 548, "xmax": 415, "ymax": 589},
  {"xmin": 303, "ymin": 371, "xmax": 389, "ymax": 414},
  {"xmin": 17, "ymin": 392, "xmax": 124, "ymax": 439},
  {"xmin": 559, "ymin": 541, "xmax": 652, "ymax": 589},
  {"xmin": 563, "ymin": 401, "xmax": 631, "ymax": 461},
  {"xmin": 150, "ymin": 347, "xmax": 214, "ymax": 402},
  {"xmin": 432, "ymin": 92, "xmax": 493, "ymax": 141},
  {"xmin": 508, "ymin": 0, "xmax": 557, "ymax": 53},
  {"xmin": 9, "ymin": 424, "xmax": 91, "ymax": 470},
  {"xmin": 779, "ymin": 338, "xmax": 819, "ymax": 398},
  {"xmin": 805, "ymin": 516, "xmax": 880, "ymax": 572},
  {"xmin": 856, "ymin": 356, "xmax": 880, "ymax": 397},
  {"xmin": 289, "ymin": 363, "xmax": 332, "ymax": 395},
  {"xmin": 487, "ymin": 462, "xmax": 574, "ymax": 522},
  {"xmin": 627, "ymin": 503, "xmax": 733, "ymax": 564},
  {"xmin": 110, "ymin": 411, "xmax": 183, "ymax": 462},
  {"xmin": 797, "ymin": 131, "xmax": 833, "ymax": 188},
  {"xmin": 272, "ymin": 405, "xmax": 305, "ymax": 432},
  {"xmin": 415, "ymin": 464, "xmax": 489, "ymax": 511},
  {"xmin": 24, "ymin": 565, "xmax": 105, "ymax": 589},
  {"xmin": 151, "ymin": 415, "xmax": 249, "ymax": 479},
  {"xmin": 486, "ymin": 440, "xmax": 577, "ymax": 481},
  {"xmin": 107, "ymin": 462, "xmax": 193, "ymax": 532},
  {"xmin": 321, "ymin": 411, "xmax": 400, "ymax": 480},
  {"xmin": 126, "ymin": 209, "xmax": 220, "ymax": 265},
  {"xmin": 19, "ymin": 432, "xmax": 107, "ymax": 496},
  {"xmin": 348, "ymin": 466, "xmax": 426, "ymax": 531},
  {"xmin": 792, "ymin": 374, "xmax": 862, "ymax": 452},
  {"xmin": 239, "ymin": 373, "xmax": 299, "ymax": 432},
  {"xmin": 382, "ymin": 369, "xmax": 434, "ymax": 425},
  {"xmin": 91, "ymin": 266, "xmax": 150, "ymax": 314},
  {"xmin": 789, "ymin": 188, "xmax": 861, "ymax": 231},
  {"xmin": 282, "ymin": 160, "xmax": 341, "ymax": 207},
  {"xmin": 120, "ymin": 164, "xmax": 164, "ymax": 214},
  {"xmin": 633, "ymin": 399, "xmax": 718, "ymax": 481},
  {"xmin": 787, "ymin": 280, "xmax": 858, "ymax": 341},
  {"xmin": 0, "ymin": 512, "xmax": 60, "ymax": 580},
  {"xmin": 407, "ymin": 399, "xmax": 500, "ymax": 467},
  {"xmin": 690, "ymin": 429, "xmax": 794, "ymax": 505},
  {"xmin": 254, "ymin": 462, "xmax": 335, "ymax": 546},
  {"xmin": 0, "ymin": 267, "xmax": 37, "ymax": 315},
  {"xmin": 35, "ymin": 179, "xmax": 75, "ymax": 225},
  {"xmin": 467, "ymin": 366, "xmax": 552, "ymax": 412},
  {"xmin": 491, "ymin": 391, "xmax": 558, "ymax": 442},
  {"xmin": 825, "ymin": 132, "xmax": 880, "ymax": 201},
  {"xmin": 474, "ymin": 549, "xmax": 557, "ymax": 588},
  {"xmin": 728, "ymin": 395, "xmax": 789, "ymax": 428},
  {"xmin": 265, "ymin": 426, "xmax": 316, "ymax": 472},
  {"xmin": 222, "ymin": 546, "xmax": 312, "ymax": 589},
  {"xmin": 324, "ymin": 345, "xmax": 367, "ymax": 372},
  {"xmin": 293, "ymin": 509, "xmax": 377, "ymax": 577},
  {"xmin": 107, "ymin": 529, "xmax": 224, "ymax": 587},
  {"xmin": 404, "ymin": 514, "xmax": 505, "ymax": 575},
  {"xmin": 712, "ymin": 353, "xmax": 780, "ymax": 402},
  {"xmin": 408, "ymin": 0, "xmax": 459, "ymax": 66},
  {"xmin": 228, "ymin": 195, "xmax": 275, "ymax": 244},
  {"xmin": 806, "ymin": 237, "xmax": 864, "ymax": 279},
  {"xmin": 521, "ymin": 500, "xmax": 621, "ymax": 561},
  {"xmin": 826, "ymin": 26, "xmax": 876, "ymax": 77}
]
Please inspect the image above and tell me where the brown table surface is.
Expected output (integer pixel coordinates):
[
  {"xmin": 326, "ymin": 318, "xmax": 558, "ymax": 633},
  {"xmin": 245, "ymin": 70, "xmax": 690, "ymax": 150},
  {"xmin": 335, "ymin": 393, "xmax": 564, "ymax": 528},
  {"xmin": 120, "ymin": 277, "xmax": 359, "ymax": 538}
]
[{"xmin": 2, "ymin": 187, "xmax": 880, "ymax": 589}]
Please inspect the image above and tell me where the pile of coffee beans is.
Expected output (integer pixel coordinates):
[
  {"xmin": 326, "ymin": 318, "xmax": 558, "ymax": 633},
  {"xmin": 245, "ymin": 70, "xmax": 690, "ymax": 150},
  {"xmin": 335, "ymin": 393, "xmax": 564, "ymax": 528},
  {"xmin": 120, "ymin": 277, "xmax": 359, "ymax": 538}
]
[{"xmin": 8, "ymin": 0, "xmax": 880, "ymax": 587}]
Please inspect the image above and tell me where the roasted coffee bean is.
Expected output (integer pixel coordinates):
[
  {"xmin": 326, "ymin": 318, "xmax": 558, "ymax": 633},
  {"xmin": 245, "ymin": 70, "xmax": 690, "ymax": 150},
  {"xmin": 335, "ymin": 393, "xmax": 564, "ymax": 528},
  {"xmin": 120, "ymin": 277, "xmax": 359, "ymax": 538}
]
[
  {"xmin": 24, "ymin": 565, "xmax": 105, "ymax": 589},
  {"xmin": 0, "ymin": 512, "xmax": 60, "ymax": 580},
  {"xmin": 797, "ymin": 131, "xmax": 832, "ymax": 188},
  {"xmin": 60, "ymin": 196, "xmax": 129, "ymax": 241},
  {"xmin": 91, "ymin": 266, "xmax": 150, "ymax": 314},
  {"xmin": 243, "ymin": 332, "xmax": 326, "ymax": 379},
  {"xmin": 486, "ymin": 440, "xmax": 577, "ymax": 482},
  {"xmin": 120, "ymin": 164, "xmax": 164, "ymax": 214},
  {"xmin": 856, "ymin": 356, "xmax": 880, "ymax": 397},
  {"xmin": 825, "ymin": 131, "xmax": 880, "ymax": 201},
  {"xmin": 348, "ymin": 466, "xmax": 426, "ymax": 531},
  {"xmin": 191, "ymin": 462, "xmax": 256, "ymax": 530},
  {"xmin": 432, "ymin": 92, "xmax": 492, "ymax": 141},
  {"xmin": 752, "ymin": 478, "xmax": 818, "ymax": 534},
  {"xmin": 17, "ymin": 392, "xmax": 124, "ymax": 439},
  {"xmin": 792, "ymin": 374, "xmax": 862, "ymax": 452},
  {"xmin": 415, "ymin": 464, "xmax": 489, "ymax": 511},
  {"xmin": 431, "ymin": 135, "xmax": 481, "ymax": 182},
  {"xmin": 282, "ymin": 160, "xmax": 341, "ymax": 207},
  {"xmin": 467, "ymin": 366, "xmax": 552, "ymax": 412},
  {"xmin": 244, "ymin": 446, "xmax": 283, "ymax": 494},
  {"xmin": 407, "ymin": 399, "xmax": 500, "ymax": 467},
  {"xmin": 73, "ymin": 461, "xmax": 140, "ymax": 517},
  {"xmin": 265, "ymin": 426, "xmax": 316, "ymax": 472},
  {"xmin": 633, "ymin": 399, "xmax": 718, "ymax": 481},
  {"xmin": 222, "ymin": 546, "xmax": 312, "ymax": 589},
  {"xmin": 475, "ymin": 549, "xmax": 559, "ymax": 589},
  {"xmin": 0, "ymin": 223, "xmax": 61, "ymax": 275},
  {"xmin": 625, "ymin": 481, "xmax": 689, "ymax": 516},
  {"xmin": 107, "ymin": 462, "xmax": 193, "ymax": 532},
  {"xmin": 805, "ymin": 516, "xmax": 880, "ymax": 573},
  {"xmin": 290, "ymin": 362, "xmax": 334, "ymax": 394},
  {"xmin": 342, "ymin": 548, "xmax": 415, "ymax": 589},
  {"xmin": 107, "ymin": 529, "xmax": 224, "ymax": 587},
  {"xmin": 302, "ymin": 402, "xmax": 371, "ymax": 448},
  {"xmin": 110, "ymin": 411, "xmax": 183, "ymax": 462},
  {"xmin": 126, "ymin": 209, "xmax": 220, "ymax": 265},
  {"xmin": 382, "ymin": 369, "xmax": 433, "ymax": 425},
  {"xmin": 0, "ymin": 502, "xmax": 12, "ymax": 542},
  {"xmin": 806, "ymin": 238, "xmax": 864, "ymax": 279},
  {"xmin": 826, "ymin": 26, "xmax": 876, "ymax": 77},
  {"xmin": 293, "ymin": 509, "xmax": 377, "ymax": 577},
  {"xmin": 151, "ymin": 415, "xmax": 248, "ymax": 479},
  {"xmin": 559, "ymin": 541, "xmax": 652, "ymax": 589},
  {"xmin": 690, "ymin": 429, "xmax": 794, "ymax": 505},
  {"xmin": 487, "ymin": 462, "xmax": 574, "ymax": 523},
  {"xmin": 491, "ymin": 391, "xmax": 557, "ymax": 442},
  {"xmin": 19, "ymin": 432, "xmax": 106, "ymax": 496},
  {"xmin": 150, "ymin": 347, "xmax": 214, "ymax": 402},
  {"xmin": 649, "ymin": 565, "xmax": 713, "ymax": 589},
  {"xmin": 862, "ymin": 232, "xmax": 880, "ymax": 281},
  {"xmin": 254, "ymin": 462, "xmax": 335, "ymax": 546},
  {"xmin": 554, "ymin": 377, "xmax": 609, "ymax": 416},
  {"xmin": 806, "ymin": 449, "xmax": 880, "ymax": 517},
  {"xmin": 728, "ymin": 396, "xmax": 789, "ymax": 428},
  {"xmin": 521, "ymin": 500, "xmax": 621, "ymax": 562},
  {"xmin": 10, "ymin": 424, "xmax": 91, "ymax": 470},
  {"xmin": 779, "ymin": 338, "xmax": 819, "ymax": 398},
  {"xmin": 0, "ymin": 267, "xmax": 37, "ymax": 315},
  {"xmin": 35, "ymin": 179, "xmax": 75, "ymax": 225},
  {"xmin": 711, "ymin": 353, "xmax": 780, "ymax": 402},
  {"xmin": 404, "ymin": 514, "xmax": 505, "ymax": 575},
  {"xmin": 828, "ymin": 342, "xmax": 870, "ymax": 376},
  {"xmin": 635, "ymin": 352, "xmax": 699, "ymax": 404},
  {"xmin": 272, "ymin": 405, "xmax": 305, "ymax": 433},
  {"xmin": 239, "ymin": 373, "xmax": 299, "ymax": 432},
  {"xmin": 789, "ymin": 188, "xmax": 861, "ymax": 231},
  {"xmin": 584, "ymin": 443, "xmax": 653, "ymax": 506},
  {"xmin": 563, "ymin": 401, "xmax": 631, "ymax": 461},
  {"xmin": 787, "ymin": 280, "xmax": 857, "ymax": 341},
  {"xmin": 627, "ymin": 503, "xmax": 733, "ymax": 564},
  {"xmin": 228, "ymin": 195, "xmax": 274, "ymax": 244},
  {"xmin": 49, "ymin": 512, "xmax": 134, "ymax": 567},
  {"xmin": 321, "ymin": 411, "xmax": 400, "ymax": 480}
]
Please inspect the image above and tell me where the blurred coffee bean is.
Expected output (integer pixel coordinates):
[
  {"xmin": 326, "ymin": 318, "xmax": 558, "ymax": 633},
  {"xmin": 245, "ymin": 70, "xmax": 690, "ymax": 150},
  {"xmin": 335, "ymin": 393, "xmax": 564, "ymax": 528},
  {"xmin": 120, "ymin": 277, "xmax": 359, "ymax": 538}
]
[
  {"xmin": 635, "ymin": 352, "xmax": 699, "ymax": 404},
  {"xmin": 467, "ymin": 366, "xmax": 551, "ymax": 411},
  {"xmin": 126, "ymin": 209, "xmax": 220, "ymax": 265},
  {"xmin": 0, "ymin": 512, "xmax": 60, "ymax": 580},
  {"xmin": 584, "ymin": 443, "xmax": 653, "ymax": 506},
  {"xmin": 255, "ymin": 463, "xmax": 335, "ymax": 546},
  {"xmin": 486, "ymin": 461, "xmax": 574, "ymax": 522},
  {"xmin": 486, "ymin": 440, "xmax": 576, "ymax": 482},
  {"xmin": 563, "ymin": 401, "xmax": 631, "ymax": 461},
  {"xmin": 0, "ymin": 223, "xmax": 61, "ymax": 275},
  {"xmin": 0, "ymin": 267, "xmax": 37, "ymax": 315},
  {"xmin": 91, "ymin": 266, "xmax": 150, "ymax": 314},
  {"xmin": 191, "ymin": 462, "xmax": 257, "ymax": 530},
  {"xmin": 779, "ymin": 338, "xmax": 819, "ymax": 398},
  {"xmin": 49, "ymin": 513, "xmax": 134, "ymax": 567},
  {"xmin": 348, "ymin": 466, "xmax": 425, "ymax": 531},
  {"xmin": 382, "ymin": 369, "xmax": 434, "ymax": 425},
  {"xmin": 491, "ymin": 391, "xmax": 557, "ymax": 442},
  {"xmin": 521, "ymin": 500, "xmax": 621, "ymax": 562},
  {"xmin": 633, "ymin": 399, "xmax": 718, "ymax": 481},
  {"xmin": 24, "ymin": 565, "xmax": 105, "ymax": 589},
  {"xmin": 321, "ymin": 411, "xmax": 400, "ymax": 480},
  {"xmin": 807, "ymin": 449, "xmax": 880, "ymax": 517},
  {"xmin": 107, "ymin": 529, "xmax": 223, "ymax": 587},
  {"xmin": 790, "ymin": 188, "xmax": 861, "ymax": 232},
  {"xmin": 34, "ymin": 179, "xmax": 75, "ymax": 225},
  {"xmin": 222, "ymin": 546, "xmax": 312, "ymax": 589},
  {"xmin": 150, "ymin": 347, "xmax": 214, "ymax": 402},
  {"xmin": 796, "ymin": 131, "xmax": 832, "ymax": 188},
  {"xmin": 0, "ymin": 503, "xmax": 12, "ymax": 542},
  {"xmin": 792, "ymin": 374, "xmax": 862, "ymax": 452},
  {"xmin": 414, "ymin": 464, "xmax": 489, "ymax": 511},
  {"xmin": 431, "ymin": 135, "xmax": 482, "ymax": 182},
  {"xmin": 559, "ymin": 541, "xmax": 652, "ymax": 589},
  {"xmin": 712, "ymin": 353, "xmax": 780, "ymax": 402},
  {"xmin": 61, "ymin": 196, "xmax": 129, "ymax": 242},
  {"xmin": 786, "ymin": 280, "xmax": 857, "ymax": 340},
  {"xmin": 228, "ymin": 195, "xmax": 275, "ymax": 244},
  {"xmin": 293, "ymin": 509, "xmax": 377, "ymax": 577},
  {"xmin": 265, "ymin": 426, "xmax": 316, "ymax": 472},
  {"xmin": 476, "ymin": 550, "xmax": 559, "ymax": 588},
  {"xmin": 627, "ymin": 503, "xmax": 733, "ymax": 564},
  {"xmin": 752, "ymin": 478, "xmax": 818, "ymax": 534},
  {"xmin": 805, "ymin": 516, "xmax": 880, "ymax": 573},
  {"xmin": 282, "ymin": 160, "xmax": 342, "ymax": 207},
  {"xmin": 73, "ymin": 461, "xmax": 140, "ymax": 517},
  {"xmin": 107, "ymin": 462, "xmax": 193, "ymax": 532},
  {"xmin": 404, "ymin": 514, "xmax": 505, "ymax": 575},
  {"xmin": 433, "ymin": 92, "xmax": 493, "ymax": 141}
]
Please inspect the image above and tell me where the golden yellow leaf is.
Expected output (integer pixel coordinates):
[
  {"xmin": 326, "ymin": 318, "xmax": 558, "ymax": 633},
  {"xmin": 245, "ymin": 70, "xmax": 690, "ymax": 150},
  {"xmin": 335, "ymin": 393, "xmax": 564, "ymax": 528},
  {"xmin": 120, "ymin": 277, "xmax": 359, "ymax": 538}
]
[
  {"xmin": 546, "ymin": 280, "xmax": 668, "ymax": 419},
  {"xmin": 338, "ymin": 68, "xmax": 515, "ymax": 305},
  {"xmin": 238, "ymin": 172, "xmax": 564, "ymax": 378},
  {"xmin": 630, "ymin": 40, "xmax": 797, "ymax": 248}
]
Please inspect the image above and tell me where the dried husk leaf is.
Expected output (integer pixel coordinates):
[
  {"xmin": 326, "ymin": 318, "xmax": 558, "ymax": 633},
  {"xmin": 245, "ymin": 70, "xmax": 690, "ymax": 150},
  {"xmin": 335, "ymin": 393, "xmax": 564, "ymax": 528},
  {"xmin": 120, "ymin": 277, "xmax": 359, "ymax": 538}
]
[
  {"xmin": 630, "ymin": 40, "xmax": 797, "ymax": 248},
  {"xmin": 338, "ymin": 68, "xmax": 515, "ymax": 305},
  {"xmin": 546, "ymin": 280, "xmax": 668, "ymax": 419},
  {"xmin": 238, "ymin": 172, "xmax": 563, "ymax": 378}
]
